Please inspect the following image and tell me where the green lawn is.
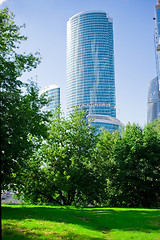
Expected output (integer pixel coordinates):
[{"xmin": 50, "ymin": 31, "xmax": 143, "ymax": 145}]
[{"xmin": 1, "ymin": 204, "xmax": 160, "ymax": 240}]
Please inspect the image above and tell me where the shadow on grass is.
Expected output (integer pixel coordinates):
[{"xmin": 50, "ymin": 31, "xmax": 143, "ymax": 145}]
[
  {"xmin": 2, "ymin": 205, "xmax": 160, "ymax": 239},
  {"xmin": 2, "ymin": 216, "xmax": 108, "ymax": 240},
  {"xmin": 2, "ymin": 227, "xmax": 38, "ymax": 240},
  {"xmin": 2, "ymin": 228, "xmax": 104, "ymax": 240}
]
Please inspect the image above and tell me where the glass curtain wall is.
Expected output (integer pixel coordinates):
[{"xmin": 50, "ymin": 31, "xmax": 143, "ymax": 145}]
[{"xmin": 67, "ymin": 11, "xmax": 120, "ymax": 131}]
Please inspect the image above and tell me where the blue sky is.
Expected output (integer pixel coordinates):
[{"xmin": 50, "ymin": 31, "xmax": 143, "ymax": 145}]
[{"xmin": 0, "ymin": 0, "xmax": 157, "ymax": 126}]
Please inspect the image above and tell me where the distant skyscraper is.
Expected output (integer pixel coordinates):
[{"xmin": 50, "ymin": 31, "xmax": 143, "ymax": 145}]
[
  {"xmin": 147, "ymin": 77, "xmax": 159, "ymax": 123},
  {"xmin": 155, "ymin": 0, "xmax": 160, "ymax": 82},
  {"xmin": 66, "ymin": 11, "xmax": 121, "ymax": 132},
  {"xmin": 40, "ymin": 85, "xmax": 60, "ymax": 112},
  {"xmin": 148, "ymin": 1, "xmax": 160, "ymax": 123}
]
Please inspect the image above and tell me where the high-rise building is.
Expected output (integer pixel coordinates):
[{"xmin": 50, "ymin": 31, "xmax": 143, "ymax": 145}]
[
  {"xmin": 66, "ymin": 11, "xmax": 121, "ymax": 132},
  {"xmin": 40, "ymin": 85, "xmax": 60, "ymax": 112},
  {"xmin": 155, "ymin": 0, "xmax": 160, "ymax": 82},
  {"xmin": 148, "ymin": 1, "xmax": 160, "ymax": 122},
  {"xmin": 147, "ymin": 77, "xmax": 159, "ymax": 123}
]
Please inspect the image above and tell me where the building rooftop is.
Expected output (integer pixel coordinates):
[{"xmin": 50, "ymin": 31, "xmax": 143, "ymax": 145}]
[
  {"xmin": 68, "ymin": 11, "xmax": 110, "ymax": 22},
  {"xmin": 40, "ymin": 85, "xmax": 60, "ymax": 95}
]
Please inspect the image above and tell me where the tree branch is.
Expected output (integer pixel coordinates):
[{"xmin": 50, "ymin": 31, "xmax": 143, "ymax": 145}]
[{"xmin": 36, "ymin": 190, "xmax": 63, "ymax": 206}]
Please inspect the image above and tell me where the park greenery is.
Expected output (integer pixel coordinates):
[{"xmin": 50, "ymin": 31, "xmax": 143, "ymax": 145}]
[
  {"xmin": 1, "ymin": 7, "xmax": 160, "ymax": 209},
  {"xmin": 0, "ymin": 7, "xmax": 50, "ymax": 190},
  {"xmin": 14, "ymin": 111, "xmax": 160, "ymax": 208}
]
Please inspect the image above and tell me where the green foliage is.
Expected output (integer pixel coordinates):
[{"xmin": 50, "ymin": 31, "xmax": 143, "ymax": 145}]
[
  {"xmin": 0, "ymin": 8, "xmax": 49, "ymax": 190},
  {"xmin": 97, "ymin": 121, "xmax": 160, "ymax": 208},
  {"xmin": 15, "ymin": 117, "xmax": 160, "ymax": 207},
  {"xmin": 16, "ymin": 108, "xmax": 106, "ymax": 206},
  {"xmin": 149, "ymin": 118, "xmax": 160, "ymax": 134},
  {"xmin": 96, "ymin": 129, "xmax": 121, "ymax": 204}
]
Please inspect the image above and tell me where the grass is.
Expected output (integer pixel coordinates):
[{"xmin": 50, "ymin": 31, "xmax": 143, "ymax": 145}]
[{"xmin": 1, "ymin": 204, "xmax": 160, "ymax": 240}]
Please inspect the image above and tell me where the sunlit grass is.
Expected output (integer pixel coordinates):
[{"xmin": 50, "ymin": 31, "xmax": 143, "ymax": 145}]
[{"xmin": 2, "ymin": 204, "xmax": 160, "ymax": 240}]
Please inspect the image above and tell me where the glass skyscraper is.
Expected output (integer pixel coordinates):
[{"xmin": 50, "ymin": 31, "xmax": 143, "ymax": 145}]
[
  {"xmin": 147, "ymin": 77, "xmax": 159, "ymax": 123},
  {"xmin": 66, "ymin": 11, "xmax": 121, "ymax": 132},
  {"xmin": 40, "ymin": 85, "xmax": 60, "ymax": 112},
  {"xmin": 147, "ymin": 1, "xmax": 160, "ymax": 122},
  {"xmin": 155, "ymin": 0, "xmax": 160, "ymax": 82}
]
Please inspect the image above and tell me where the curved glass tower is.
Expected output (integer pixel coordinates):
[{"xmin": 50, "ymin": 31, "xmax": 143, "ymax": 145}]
[
  {"xmin": 67, "ymin": 11, "xmax": 121, "ymax": 132},
  {"xmin": 40, "ymin": 85, "xmax": 60, "ymax": 112}
]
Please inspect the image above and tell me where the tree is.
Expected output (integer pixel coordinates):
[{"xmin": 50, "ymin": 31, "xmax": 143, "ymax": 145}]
[
  {"xmin": 16, "ymin": 108, "xmax": 105, "ymax": 206},
  {"xmin": 96, "ymin": 129, "xmax": 121, "ymax": 205},
  {"xmin": 141, "ymin": 120, "xmax": 160, "ymax": 207},
  {"xmin": 96, "ymin": 121, "xmax": 160, "ymax": 208},
  {"xmin": 109, "ymin": 122, "xmax": 160, "ymax": 207},
  {"xmin": 149, "ymin": 119, "xmax": 160, "ymax": 134},
  {"xmin": 0, "ymin": 8, "xmax": 49, "ymax": 190}
]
